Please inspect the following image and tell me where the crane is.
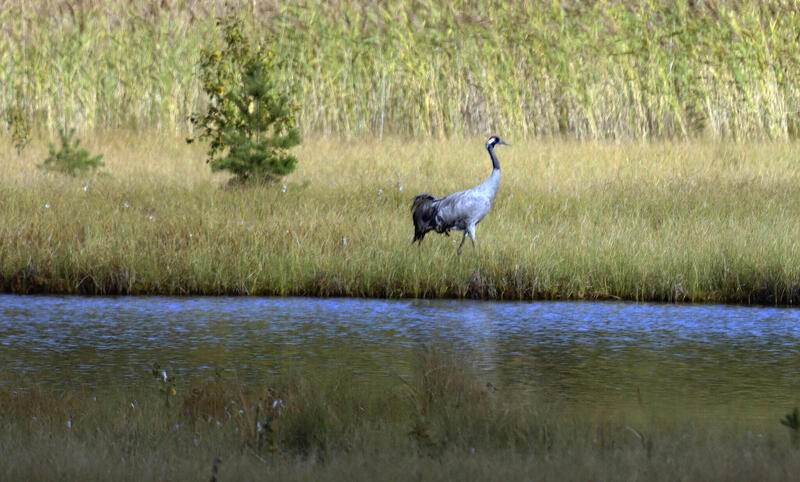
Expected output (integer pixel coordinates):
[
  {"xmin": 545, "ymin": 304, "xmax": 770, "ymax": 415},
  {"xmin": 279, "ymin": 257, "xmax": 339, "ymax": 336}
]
[{"xmin": 411, "ymin": 135, "xmax": 510, "ymax": 255}]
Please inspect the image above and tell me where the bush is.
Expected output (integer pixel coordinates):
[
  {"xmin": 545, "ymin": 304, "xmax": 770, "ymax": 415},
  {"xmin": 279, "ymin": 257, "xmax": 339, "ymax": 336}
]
[
  {"xmin": 5, "ymin": 106, "xmax": 31, "ymax": 155},
  {"xmin": 189, "ymin": 13, "xmax": 301, "ymax": 184},
  {"xmin": 39, "ymin": 127, "xmax": 104, "ymax": 177}
]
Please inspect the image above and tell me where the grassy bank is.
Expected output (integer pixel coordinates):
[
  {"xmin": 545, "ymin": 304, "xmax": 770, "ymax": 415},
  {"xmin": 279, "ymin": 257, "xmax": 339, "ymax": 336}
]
[
  {"xmin": 3, "ymin": 0, "xmax": 800, "ymax": 139},
  {"xmin": 1, "ymin": 348, "xmax": 798, "ymax": 481},
  {"xmin": 2, "ymin": 134, "xmax": 800, "ymax": 303}
]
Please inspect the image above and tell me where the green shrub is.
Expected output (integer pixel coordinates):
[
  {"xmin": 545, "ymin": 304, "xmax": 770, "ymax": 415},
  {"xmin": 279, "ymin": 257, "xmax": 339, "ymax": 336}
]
[
  {"xmin": 189, "ymin": 13, "xmax": 301, "ymax": 184},
  {"xmin": 781, "ymin": 407, "xmax": 800, "ymax": 447},
  {"xmin": 5, "ymin": 106, "xmax": 31, "ymax": 155},
  {"xmin": 38, "ymin": 127, "xmax": 104, "ymax": 176}
]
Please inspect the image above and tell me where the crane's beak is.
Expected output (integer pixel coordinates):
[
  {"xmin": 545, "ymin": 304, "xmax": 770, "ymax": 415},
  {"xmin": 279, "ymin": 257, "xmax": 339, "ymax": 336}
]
[{"xmin": 499, "ymin": 140, "xmax": 510, "ymax": 146}]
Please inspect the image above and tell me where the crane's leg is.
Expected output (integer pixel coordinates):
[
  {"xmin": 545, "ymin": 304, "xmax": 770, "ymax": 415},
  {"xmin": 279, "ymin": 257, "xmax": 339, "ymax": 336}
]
[
  {"xmin": 457, "ymin": 231, "xmax": 468, "ymax": 256},
  {"xmin": 467, "ymin": 225, "xmax": 476, "ymax": 250}
]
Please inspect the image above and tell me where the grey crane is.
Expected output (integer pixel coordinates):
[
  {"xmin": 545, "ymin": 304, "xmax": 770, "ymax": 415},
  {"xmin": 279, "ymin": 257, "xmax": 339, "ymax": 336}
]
[{"xmin": 411, "ymin": 135, "xmax": 510, "ymax": 255}]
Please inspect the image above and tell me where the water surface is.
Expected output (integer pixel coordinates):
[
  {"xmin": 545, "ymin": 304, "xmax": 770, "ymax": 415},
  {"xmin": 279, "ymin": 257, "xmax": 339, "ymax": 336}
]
[{"xmin": 2, "ymin": 295, "xmax": 799, "ymax": 417}]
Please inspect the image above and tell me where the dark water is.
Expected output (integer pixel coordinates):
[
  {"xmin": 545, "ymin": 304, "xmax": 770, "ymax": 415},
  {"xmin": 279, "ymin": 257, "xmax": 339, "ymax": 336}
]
[{"xmin": 2, "ymin": 295, "xmax": 800, "ymax": 416}]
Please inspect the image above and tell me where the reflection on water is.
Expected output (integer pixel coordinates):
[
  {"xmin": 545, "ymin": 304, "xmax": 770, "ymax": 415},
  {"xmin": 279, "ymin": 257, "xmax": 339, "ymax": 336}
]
[{"xmin": 2, "ymin": 295, "xmax": 800, "ymax": 415}]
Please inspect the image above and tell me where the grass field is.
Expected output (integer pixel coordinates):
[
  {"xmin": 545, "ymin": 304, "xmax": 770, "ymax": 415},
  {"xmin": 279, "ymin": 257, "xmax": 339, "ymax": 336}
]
[
  {"xmin": 2, "ymin": 132, "xmax": 800, "ymax": 304},
  {"xmin": 1, "ymin": 348, "xmax": 798, "ymax": 481}
]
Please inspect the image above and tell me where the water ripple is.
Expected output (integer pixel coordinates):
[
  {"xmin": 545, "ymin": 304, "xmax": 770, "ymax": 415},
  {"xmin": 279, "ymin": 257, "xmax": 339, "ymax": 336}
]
[{"xmin": 2, "ymin": 295, "xmax": 800, "ymax": 410}]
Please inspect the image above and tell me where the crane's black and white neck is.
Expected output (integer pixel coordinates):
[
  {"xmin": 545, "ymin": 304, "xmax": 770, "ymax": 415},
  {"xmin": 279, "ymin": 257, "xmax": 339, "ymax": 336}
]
[
  {"xmin": 485, "ymin": 135, "xmax": 507, "ymax": 171},
  {"xmin": 410, "ymin": 135, "xmax": 510, "ymax": 256},
  {"xmin": 475, "ymin": 135, "xmax": 509, "ymax": 204}
]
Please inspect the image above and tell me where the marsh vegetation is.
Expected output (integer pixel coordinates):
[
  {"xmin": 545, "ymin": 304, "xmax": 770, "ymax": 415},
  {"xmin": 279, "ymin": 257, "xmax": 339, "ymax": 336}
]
[
  {"xmin": 2, "ymin": 135, "xmax": 800, "ymax": 303},
  {"xmin": 2, "ymin": 347, "xmax": 799, "ymax": 481},
  {"xmin": 3, "ymin": 1, "xmax": 800, "ymax": 302},
  {"xmin": 5, "ymin": 1, "xmax": 800, "ymax": 140},
  {"xmin": 5, "ymin": 2, "xmax": 800, "ymax": 478}
]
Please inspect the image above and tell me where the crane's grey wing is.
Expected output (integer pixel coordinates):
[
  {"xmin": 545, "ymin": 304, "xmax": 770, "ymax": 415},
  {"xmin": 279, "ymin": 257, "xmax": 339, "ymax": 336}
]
[{"xmin": 435, "ymin": 190, "xmax": 489, "ymax": 230}]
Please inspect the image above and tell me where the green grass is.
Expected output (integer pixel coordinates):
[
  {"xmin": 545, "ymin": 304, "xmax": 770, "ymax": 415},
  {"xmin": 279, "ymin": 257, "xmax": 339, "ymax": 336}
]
[
  {"xmin": 1, "ymin": 348, "xmax": 799, "ymax": 481},
  {"xmin": 1, "ymin": 133, "xmax": 800, "ymax": 304},
  {"xmin": 4, "ymin": 0, "xmax": 800, "ymax": 139}
]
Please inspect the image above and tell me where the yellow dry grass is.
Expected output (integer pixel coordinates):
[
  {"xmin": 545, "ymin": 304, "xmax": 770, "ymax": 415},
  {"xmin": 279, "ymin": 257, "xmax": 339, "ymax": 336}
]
[{"xmin": 2, "ymin": 132, "xmax": 800, "ymax": 303}]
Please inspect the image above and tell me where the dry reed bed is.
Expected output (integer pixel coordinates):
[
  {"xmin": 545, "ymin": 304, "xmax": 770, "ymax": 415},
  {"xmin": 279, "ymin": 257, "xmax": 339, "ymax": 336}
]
[
  {"xmin": 3, "ymin": 0, "xmax": 800, "ymax": 139},
  {"xmin": 1, "ymin": 133, "xmax": 799, "ymax": 303}
]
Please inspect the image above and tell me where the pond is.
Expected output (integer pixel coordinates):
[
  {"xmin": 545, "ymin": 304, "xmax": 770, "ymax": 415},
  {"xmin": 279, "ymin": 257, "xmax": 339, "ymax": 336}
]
[{"xmin": 2, "ymin": 295, "xmax": 799, "ymax": 419}]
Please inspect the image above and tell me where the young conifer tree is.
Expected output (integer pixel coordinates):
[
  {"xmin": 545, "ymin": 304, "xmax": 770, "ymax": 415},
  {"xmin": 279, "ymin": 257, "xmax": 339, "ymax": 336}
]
[{"xmin": 190, "ymin": 14, "xmax": 301, "ymax": 184}]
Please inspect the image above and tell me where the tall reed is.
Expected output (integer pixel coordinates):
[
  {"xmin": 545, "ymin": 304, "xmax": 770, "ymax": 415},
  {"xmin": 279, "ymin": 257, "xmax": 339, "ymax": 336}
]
[{"xmin": 3, "ymin": 1, "xmax": 800, "ymax": 139}]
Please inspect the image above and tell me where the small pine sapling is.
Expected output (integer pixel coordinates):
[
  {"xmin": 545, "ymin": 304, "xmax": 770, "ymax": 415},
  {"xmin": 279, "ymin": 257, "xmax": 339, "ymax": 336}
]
[
  {"xmin": 39, "ymin": 127, "xmax": 104, "ymax": 177},
  {"xmin": 189, "ymin": 14, "xmax": 301, "ymax": 184}
]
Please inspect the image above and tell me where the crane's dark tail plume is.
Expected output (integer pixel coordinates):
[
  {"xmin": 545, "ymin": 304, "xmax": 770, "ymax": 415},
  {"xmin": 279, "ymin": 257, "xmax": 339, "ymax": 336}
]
[{"xmin": 411, "ymin": 193, "xmax": 438, "ymax": 244}]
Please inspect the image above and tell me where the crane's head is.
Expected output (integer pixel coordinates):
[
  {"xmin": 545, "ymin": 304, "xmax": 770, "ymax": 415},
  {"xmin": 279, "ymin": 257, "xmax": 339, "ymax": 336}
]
[{"xmin": 486, "ymin": 136, "xmax": 510, "ymax": 150}]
